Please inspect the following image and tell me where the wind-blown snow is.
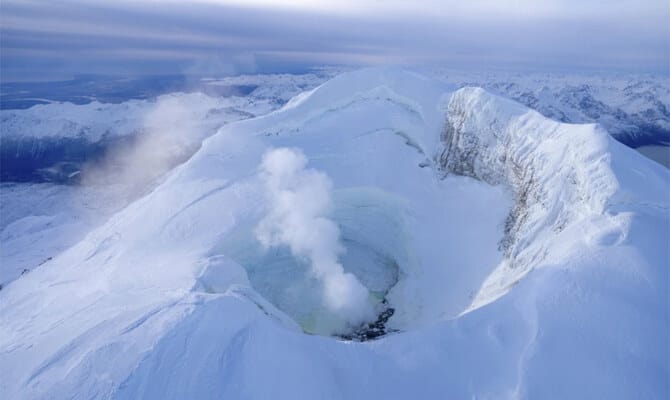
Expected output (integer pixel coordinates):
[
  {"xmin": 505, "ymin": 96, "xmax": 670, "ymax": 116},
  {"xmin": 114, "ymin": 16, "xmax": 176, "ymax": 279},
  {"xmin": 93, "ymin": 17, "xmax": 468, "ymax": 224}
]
[{"xmin": 0, "ymin": 68, "xmax": 667, "ymax": 399}]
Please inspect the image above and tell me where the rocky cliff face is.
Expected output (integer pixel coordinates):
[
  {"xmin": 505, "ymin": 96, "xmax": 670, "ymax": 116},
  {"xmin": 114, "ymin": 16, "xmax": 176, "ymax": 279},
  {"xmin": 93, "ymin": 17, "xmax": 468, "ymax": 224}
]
[{"xmin": 438, "ymin": 87, "xmax": 621, "ymax": 304}]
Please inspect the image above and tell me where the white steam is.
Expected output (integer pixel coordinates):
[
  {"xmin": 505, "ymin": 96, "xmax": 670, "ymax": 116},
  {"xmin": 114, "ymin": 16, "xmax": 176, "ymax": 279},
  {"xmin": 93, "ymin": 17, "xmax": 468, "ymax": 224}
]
[
  {"xmin": 81, "ymin": 95, "xmax": 205, "ymax": 198},
  {"xmin": 255, "ymin": 147, "xmax": 374, "ymax": 330}
]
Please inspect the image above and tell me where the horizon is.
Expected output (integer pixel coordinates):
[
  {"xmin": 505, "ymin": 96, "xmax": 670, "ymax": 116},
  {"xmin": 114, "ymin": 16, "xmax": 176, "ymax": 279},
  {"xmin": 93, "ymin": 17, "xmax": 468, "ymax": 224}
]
[{"xmin": 1, "ymin": 0, "xmax": 668, "ymax": 82}]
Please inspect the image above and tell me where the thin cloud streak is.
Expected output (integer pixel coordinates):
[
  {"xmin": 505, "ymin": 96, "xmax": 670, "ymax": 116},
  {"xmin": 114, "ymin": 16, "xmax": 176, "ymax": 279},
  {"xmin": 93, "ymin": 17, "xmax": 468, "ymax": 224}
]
[{"xmin": 1, "ymin": 0, "xmax": 667, "ymax": 81}]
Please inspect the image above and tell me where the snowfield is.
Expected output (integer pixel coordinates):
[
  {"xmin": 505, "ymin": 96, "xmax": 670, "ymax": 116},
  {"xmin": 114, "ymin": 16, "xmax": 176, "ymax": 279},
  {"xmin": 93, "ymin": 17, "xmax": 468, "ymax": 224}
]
[{"xmin": 0, "ymin": 68, "xmax": 668, "ymax": 399}]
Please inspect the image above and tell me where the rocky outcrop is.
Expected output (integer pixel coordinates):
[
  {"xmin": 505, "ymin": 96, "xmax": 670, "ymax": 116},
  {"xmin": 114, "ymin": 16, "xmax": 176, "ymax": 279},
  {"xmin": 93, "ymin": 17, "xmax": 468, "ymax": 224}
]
[{"xmin": 437, "ymin": 87, "xmax": 619, "ymax": 298}]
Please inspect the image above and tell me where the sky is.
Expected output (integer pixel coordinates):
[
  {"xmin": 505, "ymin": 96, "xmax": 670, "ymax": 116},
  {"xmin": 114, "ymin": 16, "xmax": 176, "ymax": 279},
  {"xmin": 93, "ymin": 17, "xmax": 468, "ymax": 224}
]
[{"xmin": 1, "ymin": 0, "xmax": 668, "ymax": 81}]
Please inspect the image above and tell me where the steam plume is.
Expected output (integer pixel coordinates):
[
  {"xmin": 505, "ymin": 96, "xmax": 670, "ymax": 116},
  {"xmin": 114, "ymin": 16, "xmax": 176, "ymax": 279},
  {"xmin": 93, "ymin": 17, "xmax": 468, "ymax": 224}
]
[
  {"xmin": 81, "ymin": 95, "xmax": 204, "ymax": 198},
  {"xmin": 255, "ymin": 147, "xmax": 374, "ymax": 329}
]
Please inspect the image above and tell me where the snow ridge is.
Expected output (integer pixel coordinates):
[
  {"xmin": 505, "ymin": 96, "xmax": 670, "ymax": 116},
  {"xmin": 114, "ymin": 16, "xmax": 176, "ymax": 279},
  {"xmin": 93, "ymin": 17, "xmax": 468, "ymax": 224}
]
[{"xmin": 440, "ymin": 86, "xmax": 668, "ymax": 309}]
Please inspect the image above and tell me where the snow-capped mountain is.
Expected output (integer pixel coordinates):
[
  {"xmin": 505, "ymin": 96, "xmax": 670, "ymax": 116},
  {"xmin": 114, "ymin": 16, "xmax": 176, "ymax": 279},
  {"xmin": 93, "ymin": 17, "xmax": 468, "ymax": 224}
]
[
  {"xmin": 431, "ymin": 70, "xmax": 670, "ymax": 148},
  {"xmin": 1, "ymin": 68, "xmax": 667, "ymax": 399},
  {"xmin": 0, "ymin": 75, "xmax": 328, "ymax": 287},
  {"xmin": 2, "ymin": 70, "xmax": 667, "ymax": 186},
  {"xmin": 0, "ymin": 72, "xmax": 329, "ymax": 183}
]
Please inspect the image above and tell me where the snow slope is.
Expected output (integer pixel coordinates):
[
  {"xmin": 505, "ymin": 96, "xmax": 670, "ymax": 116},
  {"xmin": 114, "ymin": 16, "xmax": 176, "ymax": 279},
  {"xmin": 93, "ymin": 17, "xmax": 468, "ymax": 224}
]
[
  {"xmin": 0, "ymin": 76, "xmax": 327, "ymax": 287},
  {"xmin": 0, "ymin": 182, "xmax": 130, "ymax": 289},
  {"xmin": 0, "ymin": 95, "xmax": 259, "ymax": 288},
  {"xmin": 0, "ymin": 92, "xmax": 266, "ymax": 183},
  {"xmin": 1, "ymin": 68, "xmax": 668, "ymax": 399},
  {"xmin": 0, "ymin": 73, "xmax": 329, "ymax": 183}
]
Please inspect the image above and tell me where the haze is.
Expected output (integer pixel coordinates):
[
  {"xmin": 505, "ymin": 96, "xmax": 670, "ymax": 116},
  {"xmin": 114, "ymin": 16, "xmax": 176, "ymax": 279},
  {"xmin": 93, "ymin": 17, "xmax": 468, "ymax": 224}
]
[{"xmin": 1, "ymin": 0, "xmax": 668, "ymax": 81}]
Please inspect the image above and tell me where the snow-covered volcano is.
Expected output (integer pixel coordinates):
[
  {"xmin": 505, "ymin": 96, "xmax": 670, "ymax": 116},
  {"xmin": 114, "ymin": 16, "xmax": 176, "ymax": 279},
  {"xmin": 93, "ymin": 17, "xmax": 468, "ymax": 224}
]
[{"xmin": 1, "ymin": 68, "xmax": 668, "ymax": 399}]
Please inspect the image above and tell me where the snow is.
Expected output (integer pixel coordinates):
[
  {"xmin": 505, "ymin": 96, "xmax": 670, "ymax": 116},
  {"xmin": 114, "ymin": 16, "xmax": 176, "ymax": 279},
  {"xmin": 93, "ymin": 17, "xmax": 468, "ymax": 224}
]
[
  {"xmin": 429, "ymin": 69, "xmax": 670, "ymax": 147},
  {"xmin": 0, "ymin": 90, "xmax": 298, "ymax": 142},
  {"xmin": 0, "ymin": 76, "xmax": 328, "ymax": 286},
  {"xmin": 0, "ymin": 68, "xmax": 668, "ymax": 399},
  {"xmin": 636, "ymin": 144, "xmax": 670, "ymax": 167},
  {"xmin": 0, "ymin": 183, "xmax": 127, "ymax": 288}
]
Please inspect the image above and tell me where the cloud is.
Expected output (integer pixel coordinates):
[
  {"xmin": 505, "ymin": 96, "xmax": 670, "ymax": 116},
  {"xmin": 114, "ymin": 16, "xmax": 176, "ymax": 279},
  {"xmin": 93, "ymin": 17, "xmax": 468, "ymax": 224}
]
[
  {"xmin": 123, "ymin": 0, "xmax": 669, "ymax": 20},
  {"xmin": 255, "ymin": 148, "xmax": 374, "ymax": 331},
  {"xmin": 1, "ymin": 0, "xmax": 668, "ymax": 81}
]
